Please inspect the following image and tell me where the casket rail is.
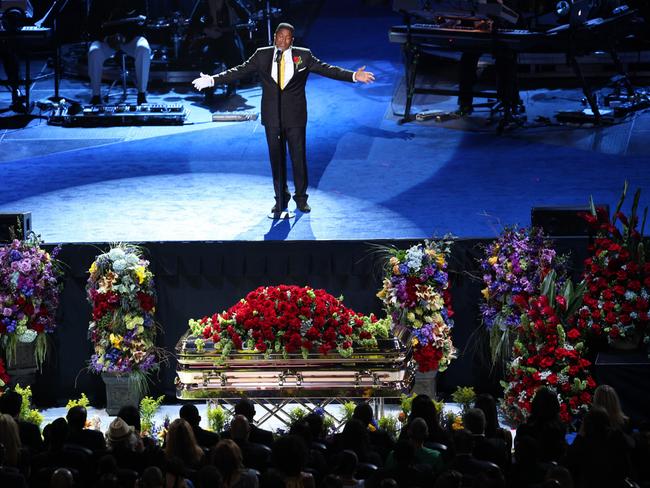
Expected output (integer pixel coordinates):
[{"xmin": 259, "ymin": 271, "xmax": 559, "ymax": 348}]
[{"xmin": 175, "ymin": 326, "xmax": 415, "ymax": 399}]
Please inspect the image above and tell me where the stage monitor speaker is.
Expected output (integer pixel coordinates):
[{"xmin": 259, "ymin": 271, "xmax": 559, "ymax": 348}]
[
  {"xmin": 531, "ymin": 205, "xmax": 609, "ymax": 236},
  {"xmin": 0, "ymin": 212, "xmax": 32, "ymax": 242}
]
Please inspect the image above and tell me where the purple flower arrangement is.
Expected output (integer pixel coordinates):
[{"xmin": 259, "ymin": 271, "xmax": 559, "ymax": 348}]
[
  {"xmin": 0, "ymin": 236, "xmax": 62, "ymax": 367},
  {"xmin": 479, "ymin": 226, "xmax": 567, "ymax": 364},
  {"xmin": 86, "ymin": 244, "xmax": 159, "ymax": 392},
  {"xmin": 377, "ymin": 239, "xmax": 457, "ymax": 373}
]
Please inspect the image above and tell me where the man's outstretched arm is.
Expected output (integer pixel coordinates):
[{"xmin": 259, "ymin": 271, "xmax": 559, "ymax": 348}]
[
  {"xmin": 192, "ymin": 50, "xmax": 260, "ymax": 91},
  {"xmin": 306, "ymin": 52, "xmax": 375, "ymax": 84}
]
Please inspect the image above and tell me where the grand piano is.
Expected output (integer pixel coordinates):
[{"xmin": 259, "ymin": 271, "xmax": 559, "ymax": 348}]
[{"xmin": 389, "ymin": 2, "xmax": 645, "ymax": 123}]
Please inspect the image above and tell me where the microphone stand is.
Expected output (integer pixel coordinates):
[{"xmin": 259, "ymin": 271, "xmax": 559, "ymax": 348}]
[
  {"xmin": 268, "ymin": 48, "xmax": 294, "ymax": 220},
  {"xmin": 40, "ymin": 0, "xmax": 76, "ymax": 103}
]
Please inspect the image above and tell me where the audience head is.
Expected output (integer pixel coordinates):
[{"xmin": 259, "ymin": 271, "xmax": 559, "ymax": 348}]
[
  {"xmin": 45, "ymin": 417, "xmax": 70, "ymax": 450},
  {"xmin": 321, "ymin": 474, "xmax": 344, "ymax": 488},
  {"xmin": 66, "ymin": 406, "xmax": 88, "ymax": 431},
  {"xmin": 582, "ymin": 406, "xmax": 611, "ymax": 439},
  {"xmin": 229, "ymin": 414, "xmax": 251, "ymax": 442},
  {"xmin": 407, "ymin": 417, "xmax": 429, "ymax": 444},
  {"xmin": 117, "ymin": 405, "xmax": 141, "ymax": 433},
  {"xmin": 289, "ymin": 419, "xmax": 312, "ymax": 445},
  {"xmin": 410, "ymin": 394, "xmax": 441, "ymax": 432},
  {"xmin": 50, "ymin": 468, "xmax": 75, "ymax": 488},
  {"xmin": 452, "ymin": 429, "xmax": 474, "ymax": 455},
  {"xmin": 463, "ymin": 408, "xmax": 487, "ymax": 436},
  {"xmin": 234, "ymin": 398, "xmax": 256, "ymax": 423},
  {"xmin": 434, "ymin": 470, "xmax": 463, "ymax": 488},
  {"xmin": 212, "ymin": 439, "xmax": 243, "ymax": 484},
  {"xmin": 472, "ymin": 468, "xmax": 506, "ymax": 488},
  {"xmin": 139, "ymin": 466, "xmax": 164, "ymax": 488},
  {"xmin": 303, "ymin": 412, "xmax": 325, "ymax": 440},
  {"xmin": 0, "ymin": 413, "xmax": 21, "ymax": 465},
  {"xmin": 530, "ymin": 387, "xmax": 560, "ymax": 423},
  {"xmin": 474, "ymin": 394, "xmax": 500, "ymax": 437},
  {"xmin": 179, "ymin": 404, "xmax": 201, "ymax": 427},
  {"xmin": 0, "ymin": 390, "xmax": 22, "ymax": 417},
  {"xmin": 164, "ymin": 456, "xmax": 190, "ymax": 488},
  {"xmin": 196, "ymin": 465, "xmax": 223, "ymax": 488},
  {"xmin": 106, "ymin": 416, "xmax": 138, "ymax": 450},
  {"xmin": 545, "ymin": 465, "xmax": 574, "ymax": 488},
  {"xmin": 165, "ymin": 418, "xmax": 203, "ymax": 465},
  {"xmin": 593, "ymin": 384, "xmax": 628, "ymax": 430},
  {"xmin": 271, "ymin": 435, "xmax": 307, "ymax": 476},
  {"xmin": 393, "ymin": 440, "xmax": 416, "ymax": 468},
  {"xmin": 335, "ymin": 449, "xmax": 359, "ymax": 477},
  {"xmin": 352, "ymin": 402, "xmax": 374, "ymax": 426}
]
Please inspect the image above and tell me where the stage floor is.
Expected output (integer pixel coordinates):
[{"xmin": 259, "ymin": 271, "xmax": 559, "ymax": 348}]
[{"xmin": 1, "ymin": 1, "xmax": 649, "ymax": 243}]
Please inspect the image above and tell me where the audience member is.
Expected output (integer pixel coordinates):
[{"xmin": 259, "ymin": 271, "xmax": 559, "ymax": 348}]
[
  {"xmin": 106, "ymin": 417, "xmax": 145, "ymax": 472},
  {"xmin": 473, "ymin": 394, "xmax": 512, "ymax": 462},
  {"xmin": 229, "ymin": 414, "xmax": 271, "ymax": 472},
  {"xmin": 262, "ymin": 435, "xmax": 315, "ymax": 488},
  {"xmin": 592, "ymin": 385, "xmax": 631, "ymax": 433},
  {"xmin": 196, "ymin": 465, "xmax": 223, "ymax": 488},
  {"xmin": 50, "ymin": 467, "xmax": 75, "ymax": 488},
  {"xmin": 165, "ymin": 419, "xmax": 204, "ymax": 470},
  {"xmin": 221, "ymin": 399, "xmax": 274, "ymax": 448},
  {"xmin": 0, "ymin": 390, "xmax": 44, "ymax": 453},
  {"xmin": 211, "ymin": 439, "xmax": 257, "ymax": 488},
  {"xmin": 333, "ymin": 449, "xmax": 364, "ymax": 487},
  {"xmin": 179, "ymin": 404, "xmax": 220, "ymax": 450},
  {"xmin": 66, "ymin": 406, "xmax": 106, "ymax": 453},
  {"xmin": 352, "ymin": 403, "xmax": 395, "ymax": 461},
  {"xmin": 400, "ymin": 395, "xmax": 453, "ymax": 456},
  {"xmin": 139, "ymin": 466, "xmax": 165, "ymax": 488},
  {"xmin": 331, "ymin": 419, "xmax": 382, "ymax": 466},
  {"xmin": 462, "ymin": 408, "xmax": 509, "ymax": 471},
  {"xmin": 387, "ymin": 417, "xmax": 443, "ymax": 475}
]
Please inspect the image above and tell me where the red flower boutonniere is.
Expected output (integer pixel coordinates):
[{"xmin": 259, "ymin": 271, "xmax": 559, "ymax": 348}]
[{"xmin": 293, "ymin": 55, "xmax": 302, "ymax": 67}]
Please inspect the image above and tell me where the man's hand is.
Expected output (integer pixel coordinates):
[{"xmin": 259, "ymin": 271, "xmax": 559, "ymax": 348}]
[
  {"xmin": 355, "ymin": 66, "xmax": 375, "ymax": 84},
  {"xmin": 192, "ymin": 72, "xmax": 215, "ymax": 91}
]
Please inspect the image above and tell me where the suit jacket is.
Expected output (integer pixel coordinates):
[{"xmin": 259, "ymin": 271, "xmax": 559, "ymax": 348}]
[
  {"xmin": 211, "ymin": 46, "xmax": 355, "ymax": 127},
  {"xmin": 67, "ymin": 428, "xmax": 106, "ymax": 453}
]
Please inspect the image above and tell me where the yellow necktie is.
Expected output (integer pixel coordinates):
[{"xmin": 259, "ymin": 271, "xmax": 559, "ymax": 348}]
[{"xmin": 279, "ymin": 54, "xmax": 285, "ymax": 90}]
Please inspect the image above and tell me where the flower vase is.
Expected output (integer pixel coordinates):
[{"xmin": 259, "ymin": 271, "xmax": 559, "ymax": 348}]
[
  {"xmin": 102, "ymin": 373, "xmax": 143, "ymax": 416},
  {"xmin": 412, "ymin": 370, "xmax": 437, "ymax": 398},
  {"xmin": 6, "ymin": 340, "xmax": 38, "ymax": 387}
]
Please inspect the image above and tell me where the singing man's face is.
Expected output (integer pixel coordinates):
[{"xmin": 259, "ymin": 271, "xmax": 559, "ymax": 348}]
[{"xmin": 274, "ymin": 28, "xmax": 293, "ymax": 51}]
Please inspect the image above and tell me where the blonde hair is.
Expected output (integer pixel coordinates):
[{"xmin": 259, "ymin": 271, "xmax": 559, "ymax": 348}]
[
  {"xmin": 593, "ymin": 384, "xmax": 628, "ymax": 431},
  {"xmin": 0, "ymin": 413, "xmax": 22, "ymax": 466},
  {"xmin": 165, "ymin": 418, "xmax": 203, "ymax": 466}
]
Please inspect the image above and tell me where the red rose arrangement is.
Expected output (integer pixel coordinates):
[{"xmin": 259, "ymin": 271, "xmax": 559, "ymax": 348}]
[
  {"xmin": 0, "ymin": 358, "xmax": 10, "ymax": 390},
  {"xmin": 501, "ymin": 271, "xmax": 596, "ymax": 425},
  {"xmin": 189, "ymin": 285, "xmax": 389, "ymax": 360},
  {"xmin": 579, "ymin": 187, "xmax": 649, "ymax": 350}
]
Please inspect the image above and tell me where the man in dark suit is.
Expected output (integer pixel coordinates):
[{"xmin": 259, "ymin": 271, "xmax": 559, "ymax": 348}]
[
  {"xmin": 66, "ymin": 405, "xmax": 106, "ymax": 453},
  {"xmin": 192, "ymin": 22, "xmax": 374, "ymax": 216},
  {"xmin": 179, "ymin": 403, "xmax": 220, "ymax": 450}
]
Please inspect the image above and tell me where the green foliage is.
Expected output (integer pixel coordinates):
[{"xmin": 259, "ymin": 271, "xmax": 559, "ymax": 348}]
[
  {"xmin": 378, "ymin": 415, "xmax": 400, "ymax": 440},
  {"xmin": 288, "ymin": 407, "xmax": 307, "ymax": 425},
  {"xmin": 66, "ymin": 393, "xmax": 90, "ymax": 410},
  {"xmin": 342, "ymin": 401, "xmax": 356, "ymax": 423},
  {"xmin": 140, "ymin": 395, "xmax": 164, "ymax": 435},
  {"xmin": 399, "ymin": 393, "xmax": 417, "ymax": 416},
  {"xmin": 14, "ymin": 384, "xmax": 43, "ymax": 427},
  {"xmin": 451, "ymin": 386, "xmax": 476, "ymax": 411},
  {"xmin": 206, "ymin": 402, "xmax": 231, "ymax": 433}
]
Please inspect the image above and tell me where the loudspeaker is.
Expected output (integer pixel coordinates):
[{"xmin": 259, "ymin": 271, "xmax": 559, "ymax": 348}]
[
  {"xmin": 531, "ymin": 205, "xmax": 609, "ymax": 236},
  {"xmin": 0, "ymin": 212, "xmax": 32, "ymax": 242}
]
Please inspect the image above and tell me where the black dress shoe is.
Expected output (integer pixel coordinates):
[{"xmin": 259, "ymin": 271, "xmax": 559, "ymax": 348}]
[
  {"xmin": 137, "ymin": 92, "xmax": 147, "ymax": 105},
  {"xmin": 297, "ymin": 202, "xmax": 311, "ymax": 213}
]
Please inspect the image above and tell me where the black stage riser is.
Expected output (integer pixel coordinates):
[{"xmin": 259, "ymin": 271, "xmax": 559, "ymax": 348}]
[{"xmin": 35, "ymin": 238, "xmax": 595, "ymax": 407}]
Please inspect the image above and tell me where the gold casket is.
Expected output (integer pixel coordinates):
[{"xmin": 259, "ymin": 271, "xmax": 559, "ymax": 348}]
[{"xmin": 175, "ymin": 326, "xmax": 414, "ymax": 399}]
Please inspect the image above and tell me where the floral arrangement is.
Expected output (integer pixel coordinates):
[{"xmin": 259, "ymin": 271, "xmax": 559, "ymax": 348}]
[
  {"xmin": 189, "ymin": 285, "xmax": 389, "ymax": 360},
  {"xmin": 501, "ymin": 272, "xmax": 596, "ymax": 425},
  {"xmin": 479, "ymin": 226, "xmax": 567, "ymax": 364},
  {"xmin": 86, "ymin": 244, "xmax": 159, "ymax": 394},
  {"xmin": 579, "ymin": 186, "xmax": 649, "ymax": 350},
  {"xmin": 376, "ymin": 239, "xmax": 456, "ymax": 373},
  {"xmin": 0, "ymin": 235, "xmax": 62, "ymax": 367},
  {"xmin": 0, "ymin": 358, "xmax": 9, "ymax": 391},
  {"xmin": 65, "ymin": 393, "xmax": 90, "ymax": 411}
]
